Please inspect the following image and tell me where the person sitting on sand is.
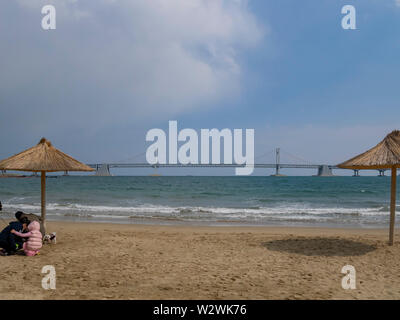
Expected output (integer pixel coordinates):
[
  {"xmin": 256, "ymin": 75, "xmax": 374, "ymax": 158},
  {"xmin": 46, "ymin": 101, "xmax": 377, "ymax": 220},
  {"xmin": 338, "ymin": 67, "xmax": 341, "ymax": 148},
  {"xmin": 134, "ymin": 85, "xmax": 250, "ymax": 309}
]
[
  {"xmin": 11, "ymin": 221, "xmax": 42, "ymax": 256},
  {"xmin": 15, "ymin": 211, "xmax": 45, "ymax": 238},
  {"xmin": 0, "ymin": 218, "xmax": 28, "ymax": 256}
]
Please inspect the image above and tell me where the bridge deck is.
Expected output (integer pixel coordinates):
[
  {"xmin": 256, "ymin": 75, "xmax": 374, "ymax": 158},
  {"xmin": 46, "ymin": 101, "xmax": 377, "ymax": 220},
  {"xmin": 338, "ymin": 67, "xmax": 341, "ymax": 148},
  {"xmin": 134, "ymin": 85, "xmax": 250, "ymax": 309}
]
[{"xmin": 88, "ymin": 163, "xmax": 340, "ymax": 169}]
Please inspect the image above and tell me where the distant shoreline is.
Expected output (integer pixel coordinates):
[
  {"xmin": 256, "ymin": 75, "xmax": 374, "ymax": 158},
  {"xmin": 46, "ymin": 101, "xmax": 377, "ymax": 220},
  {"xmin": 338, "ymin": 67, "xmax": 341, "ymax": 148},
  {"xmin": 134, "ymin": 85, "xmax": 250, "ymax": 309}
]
[{"xmin": 0, "ymin": 175, "xmax": 34, "ymax": 178}]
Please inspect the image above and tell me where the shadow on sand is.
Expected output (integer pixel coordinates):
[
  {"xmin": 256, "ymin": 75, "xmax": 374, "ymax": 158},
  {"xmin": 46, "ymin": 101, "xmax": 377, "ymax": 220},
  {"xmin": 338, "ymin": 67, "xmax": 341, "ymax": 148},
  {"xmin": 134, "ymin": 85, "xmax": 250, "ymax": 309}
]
[{"xmin": 263, "ymin": 237, "xmax": 377, "ymax": 257}]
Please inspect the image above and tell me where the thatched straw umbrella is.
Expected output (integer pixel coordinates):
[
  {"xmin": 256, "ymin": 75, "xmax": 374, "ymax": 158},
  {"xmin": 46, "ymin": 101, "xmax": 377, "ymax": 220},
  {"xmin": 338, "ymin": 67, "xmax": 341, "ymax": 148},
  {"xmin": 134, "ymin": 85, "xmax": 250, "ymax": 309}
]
[
  {"xmin": 0, "ymin": 138, "xmax": 94, "ymax": 227},
  {"xmin": 338, "ymin": 130, "xmax": 400, "ymax": 245}
]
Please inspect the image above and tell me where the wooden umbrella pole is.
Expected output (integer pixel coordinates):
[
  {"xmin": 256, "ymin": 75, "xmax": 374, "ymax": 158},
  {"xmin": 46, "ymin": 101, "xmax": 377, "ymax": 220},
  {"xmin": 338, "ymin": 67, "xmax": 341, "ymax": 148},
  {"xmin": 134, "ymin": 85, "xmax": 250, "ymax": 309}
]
[
  {"xmin": 41, "ymin": 171, "xmax": 46, "ymax": 228},
  {"xmin": 389, "ymin": 167, "xmax": 397, "ymax": 246}
]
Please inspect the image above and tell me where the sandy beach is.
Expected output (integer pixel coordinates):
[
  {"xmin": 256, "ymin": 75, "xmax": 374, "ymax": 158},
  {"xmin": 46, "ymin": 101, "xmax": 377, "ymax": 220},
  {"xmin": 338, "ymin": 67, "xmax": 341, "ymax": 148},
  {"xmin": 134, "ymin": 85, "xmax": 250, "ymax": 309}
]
[{"xmin": 0, "ymin": 221, "xmax": 399, "ymax": 300}]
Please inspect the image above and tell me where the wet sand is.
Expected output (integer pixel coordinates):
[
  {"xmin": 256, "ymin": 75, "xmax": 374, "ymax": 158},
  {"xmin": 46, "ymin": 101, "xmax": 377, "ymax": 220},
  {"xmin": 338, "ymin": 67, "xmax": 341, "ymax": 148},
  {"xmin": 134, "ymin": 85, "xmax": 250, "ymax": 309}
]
[{"xmin": 0, "ymin": 221, "xmax": 399, "ymax": 299}]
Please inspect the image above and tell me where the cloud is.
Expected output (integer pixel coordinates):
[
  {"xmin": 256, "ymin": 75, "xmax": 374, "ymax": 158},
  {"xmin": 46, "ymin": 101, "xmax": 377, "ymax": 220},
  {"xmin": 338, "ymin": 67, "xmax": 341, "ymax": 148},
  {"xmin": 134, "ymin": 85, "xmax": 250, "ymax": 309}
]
[
  {"xmin": 396, "ymin": 0, "xmax": 400, "ymax": 7},
  {"xmin": 254, "ymin": 124, "xmax": 397, "ymax": 165},
  {"xmin": 0, "ymin": 0, "xmax": 264, "ymax": 135}
]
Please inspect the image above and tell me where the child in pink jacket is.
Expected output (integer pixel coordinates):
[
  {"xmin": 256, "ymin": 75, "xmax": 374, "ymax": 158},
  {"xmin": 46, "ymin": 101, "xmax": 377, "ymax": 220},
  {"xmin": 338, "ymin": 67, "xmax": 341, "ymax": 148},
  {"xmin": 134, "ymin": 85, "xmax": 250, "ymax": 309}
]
[{"xmin": 11, "ymin": 221, "xmax": 42, "ymax": 256}]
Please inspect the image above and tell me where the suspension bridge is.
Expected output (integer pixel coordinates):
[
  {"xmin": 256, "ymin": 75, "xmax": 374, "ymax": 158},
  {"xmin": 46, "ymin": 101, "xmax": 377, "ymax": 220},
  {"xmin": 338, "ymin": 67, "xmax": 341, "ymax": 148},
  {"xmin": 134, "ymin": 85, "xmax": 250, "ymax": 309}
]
[{"xmin": 84, "ymin": 148, "xmax": 387, "ymax": 177}]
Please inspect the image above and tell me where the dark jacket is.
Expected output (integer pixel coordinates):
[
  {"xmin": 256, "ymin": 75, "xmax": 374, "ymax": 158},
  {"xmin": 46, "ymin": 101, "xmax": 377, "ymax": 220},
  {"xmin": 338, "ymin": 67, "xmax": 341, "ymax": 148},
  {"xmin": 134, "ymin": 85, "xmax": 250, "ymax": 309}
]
[{"xmin": 0, "ymin": 221, "xmax": 24, "ymax": 252}]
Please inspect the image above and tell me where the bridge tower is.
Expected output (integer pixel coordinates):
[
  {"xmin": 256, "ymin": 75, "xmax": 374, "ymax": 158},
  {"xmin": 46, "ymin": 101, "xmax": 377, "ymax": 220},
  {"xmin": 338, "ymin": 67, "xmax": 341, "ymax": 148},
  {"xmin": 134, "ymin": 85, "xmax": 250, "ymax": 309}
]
[
  {"xmin": 316, "ymin": 165, "xmax": 333, "ymax": 176},
  {"xmin": 95, "ymin": 164, "xmax": 112, "ymax": 176},
  {"xmin": 271, "ymin": 148, "xmax": 285, "ymax": 176},
  {"xmin": 275, "ymin": 148, "xmax": 280, "ymax": 175}
]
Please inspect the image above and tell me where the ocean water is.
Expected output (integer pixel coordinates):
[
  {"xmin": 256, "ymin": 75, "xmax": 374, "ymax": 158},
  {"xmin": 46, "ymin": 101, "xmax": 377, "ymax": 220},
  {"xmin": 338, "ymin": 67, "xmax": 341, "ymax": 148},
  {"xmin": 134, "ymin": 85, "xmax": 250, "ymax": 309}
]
[{"xmin": 0, "ymin": 176, "xmax": 398, "ymax": 228}]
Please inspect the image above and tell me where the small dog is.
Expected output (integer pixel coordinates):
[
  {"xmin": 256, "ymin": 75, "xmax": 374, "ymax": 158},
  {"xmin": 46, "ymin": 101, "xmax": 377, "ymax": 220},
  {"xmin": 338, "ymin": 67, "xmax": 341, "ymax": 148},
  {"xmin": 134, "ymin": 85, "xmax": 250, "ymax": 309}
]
[{"xmin": 43, "ymin": 232, "xmax": 57, "ymax": 244}]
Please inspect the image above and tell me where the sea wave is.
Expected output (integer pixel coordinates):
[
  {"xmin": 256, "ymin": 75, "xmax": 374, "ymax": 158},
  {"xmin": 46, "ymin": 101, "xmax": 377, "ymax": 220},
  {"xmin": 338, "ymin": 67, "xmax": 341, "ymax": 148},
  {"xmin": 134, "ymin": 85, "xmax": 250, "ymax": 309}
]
[
  {"xmin": 0, "ymin": 176, "xmax": 395, "ymax": 227},
  {"xmin": 3, "ymin": 201, "xmax": 389, "ymax": 220}
]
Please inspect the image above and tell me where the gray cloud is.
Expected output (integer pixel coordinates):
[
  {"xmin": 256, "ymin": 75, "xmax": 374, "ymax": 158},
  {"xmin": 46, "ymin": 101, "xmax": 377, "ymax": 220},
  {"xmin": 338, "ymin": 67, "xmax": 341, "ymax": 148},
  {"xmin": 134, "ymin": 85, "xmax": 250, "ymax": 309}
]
[
  {"xmin": 1, "ymin": 0, "xmax": 263, "ymax": 126},
  {"xmin": 0, "ymin": 0, "xmax": 265, "ymax": 161}
]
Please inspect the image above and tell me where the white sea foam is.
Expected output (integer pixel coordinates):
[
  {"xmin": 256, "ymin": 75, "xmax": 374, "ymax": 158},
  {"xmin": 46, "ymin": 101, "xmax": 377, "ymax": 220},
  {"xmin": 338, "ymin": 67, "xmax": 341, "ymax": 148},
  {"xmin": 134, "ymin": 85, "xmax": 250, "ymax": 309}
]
[{"xmin": 3, "ymin": 201, "xmax": 389, "ymax": 223}]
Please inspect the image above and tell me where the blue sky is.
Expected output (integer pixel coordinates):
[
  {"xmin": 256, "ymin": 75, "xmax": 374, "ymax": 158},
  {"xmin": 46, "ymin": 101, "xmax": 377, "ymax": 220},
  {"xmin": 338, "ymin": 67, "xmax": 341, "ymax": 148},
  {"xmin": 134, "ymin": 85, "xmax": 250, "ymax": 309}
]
[{"xmin": 0, "ymin": 0, "xmax": 399, "ymax": 175}]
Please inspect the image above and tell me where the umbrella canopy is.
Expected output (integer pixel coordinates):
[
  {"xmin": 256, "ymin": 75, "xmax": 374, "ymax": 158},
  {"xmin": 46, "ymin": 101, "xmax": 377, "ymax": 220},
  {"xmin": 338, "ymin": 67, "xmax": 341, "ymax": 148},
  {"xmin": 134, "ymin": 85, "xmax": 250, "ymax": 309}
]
[
  {"xmin": 339, "ymin": 130, "xmax": 400, "ymax": 170},
  {"xmin": 0, "ymin": 138, "xmax": 94, "ymax": 172},
  {"xmin": 338, "ymin": 130, "xmax": 400, "ymax": 245},
  {"xmin": 0, "ymin": 138, "xmax": 94, "ymax": 226}
]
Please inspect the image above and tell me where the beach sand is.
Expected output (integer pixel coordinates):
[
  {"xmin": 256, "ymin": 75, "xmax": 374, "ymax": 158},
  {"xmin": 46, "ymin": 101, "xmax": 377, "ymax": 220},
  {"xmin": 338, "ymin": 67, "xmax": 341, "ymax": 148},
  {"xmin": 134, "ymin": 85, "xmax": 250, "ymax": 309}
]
[{"xmin": 1, "ymin": 221, "xmax": 400, "ymax": 300}]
